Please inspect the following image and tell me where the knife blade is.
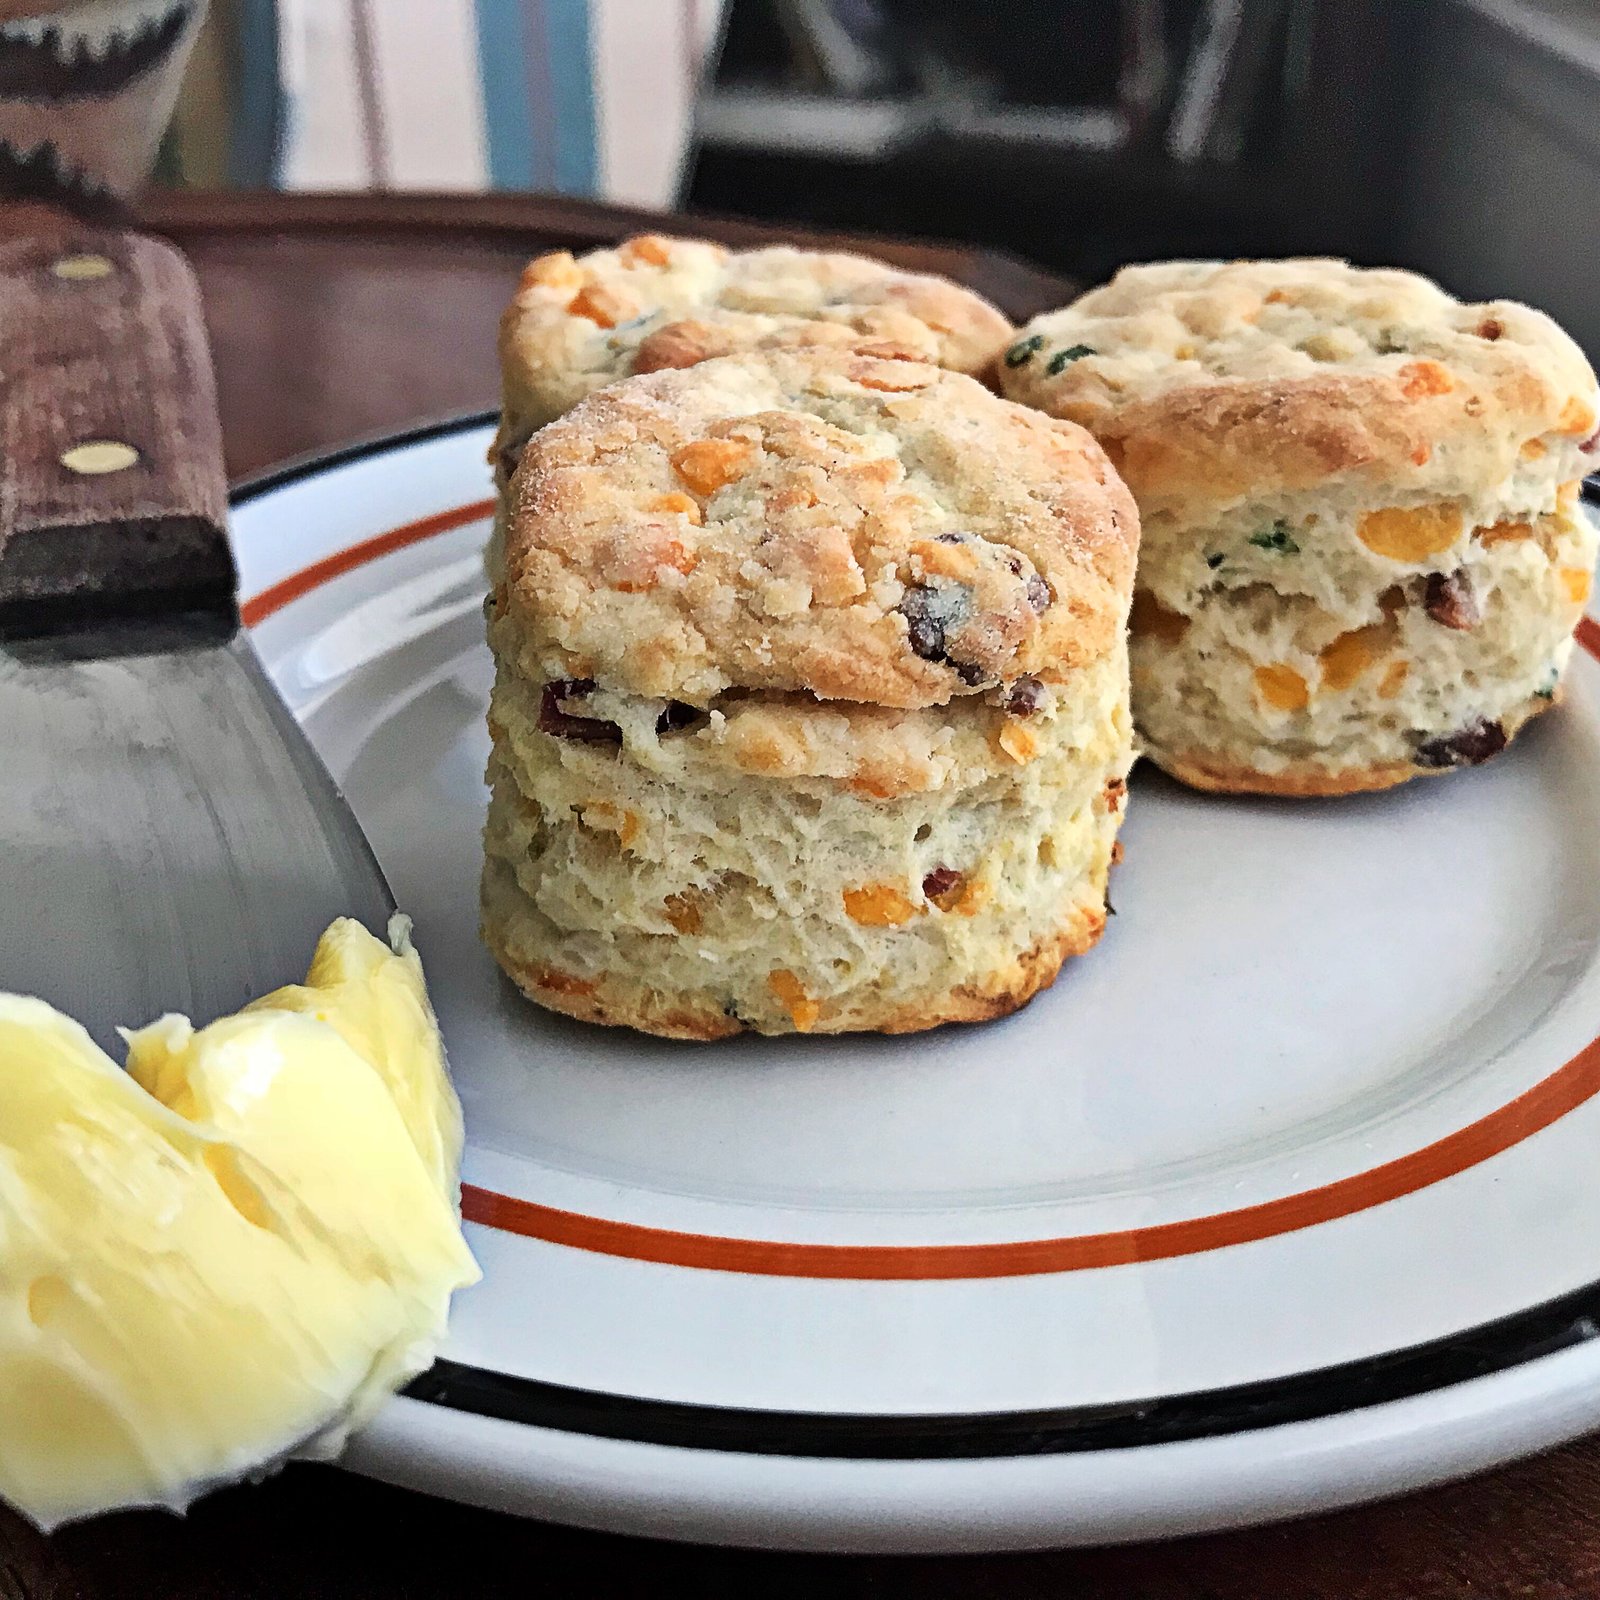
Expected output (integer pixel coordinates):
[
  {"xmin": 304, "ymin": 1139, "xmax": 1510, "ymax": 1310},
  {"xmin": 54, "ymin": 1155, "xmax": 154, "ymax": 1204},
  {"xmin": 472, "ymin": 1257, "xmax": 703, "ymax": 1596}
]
[{"xmin": 0, "ymin": 225, "xmax": 392, "ymax": 1048}]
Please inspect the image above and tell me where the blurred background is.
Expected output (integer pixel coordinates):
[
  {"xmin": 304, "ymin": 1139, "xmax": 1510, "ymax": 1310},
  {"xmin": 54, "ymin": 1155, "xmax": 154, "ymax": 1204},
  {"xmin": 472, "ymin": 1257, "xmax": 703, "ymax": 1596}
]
[
  {"xmin": 142, "ymin": 0, "xmax": 1598, "ymax": 352},
  {"xmin": 13, "ymin": 0, "xmax": 1591, "ymax": 349}
]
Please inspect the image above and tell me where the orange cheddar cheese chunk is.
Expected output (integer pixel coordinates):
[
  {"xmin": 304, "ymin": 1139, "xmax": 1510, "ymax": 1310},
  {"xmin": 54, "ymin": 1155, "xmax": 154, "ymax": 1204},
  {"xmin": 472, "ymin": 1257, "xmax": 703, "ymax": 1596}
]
[
  {"xmin": 1356, "ymin": 504, "xmax": 1463, "ymax": 562},
  {"xmin": 1255, "ymin": 664, "xmax": 1310, "ymax": 712}
]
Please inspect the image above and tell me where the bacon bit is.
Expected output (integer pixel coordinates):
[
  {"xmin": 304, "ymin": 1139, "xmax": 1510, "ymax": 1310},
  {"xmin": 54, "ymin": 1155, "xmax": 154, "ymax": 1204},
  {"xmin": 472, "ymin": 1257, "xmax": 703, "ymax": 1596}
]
[
  {"xmin": 1320, "ymin": 622, "xmax": 1395, "ymax": 691},
  {"xmin": 995, "ymin": 720, "xmax": 1039, "ymax": 764},
  {"xmin": 1111, "ymin": 840, "xmax": 1125, "ymax": 866},
  {"xmin": 1424, "ymin": 569, "xmax": 1481, "ymax": 630},
  {"xmin": 843, "ymin": 883, "xmax": 920, "ymax": 927},
  {"xmin": 534, "ymin": 967, "xmax": 597, "ymax": 998},
  {"xmin": 648, "ymin": 491, "xmax": 704, "ymax": 525},
  {"xmin": 1356, "ymin": 503, "xmax": 1463, "ymax": 562},
  {"xmin": 538, "ymin": 680, "xmax": 621, "ymax": 744},
  {"xmin": 1254, "ymin": 664, "xmax": 1310, "ymax": 712},
  {"xmin": 1415, "ymin": 719, "xmax": 1506, "ymax": 769},
  {"xmin": 768, "ymin": 969, "xmax": 820, "ymax": 1031},
  {"xmin": 851, "ymin": 357, "xmax": 935, "ymax": 392},
  {"xmin": 671, "ymin": 438, "xmax": 755, "ymax": 496},
  {"xmin": 1477, "ymin": 517, "xmax": 1534, "ymax": 548},
  {"xmin": 520, "ymin": 251, "xmax": 582, "ymax": 293},
  {"xmin": 663, "ymin": 890, "xmax": 706, "ymax": 935},
  {"xmin": 1411, "ymin": 442, "xmax": 1432, "ymax": 466},
  {"xmin": 567, "ymin": 283, "xmax": 638, "ymax": 328},
  {"xmin": 1561, "ymin": 567, "xmax": 1592, "ymax": 606},
  {"xmin": 1378, "ymin": 659, "xmax": 1410, "ymax": 699},
  {"xmin": 1399, "ymin": 360, "xmax": 1453, "ymax": 399},
  {"xmin": 1561, "ymin": 397, "xmax": 1597, "ymax": 436},
  {"xmin": 1129, "ymin": 589, "xmax": 1190, "ymax": 645},
  {"xmin": 1103, "ymin": 776, "xmax": 1127, "ymax": 808},
  {"xmin": 920, "ymin": 870, "xmax": 966, "ymax": 914},
  {"xmin": 1003, "ymin": 676, "xmax": 1046, "ymax": 717},
  {"xmin": 619, "ymin": 233, "xmax": 674, "ymax": 267},
  {"xmin": 1582, "ymin": 428, "xmax": 1600, "ymax": 455},
  {"xmin": 1477, "ymin": 318, "xmax": 1504, "ymax": 341}
]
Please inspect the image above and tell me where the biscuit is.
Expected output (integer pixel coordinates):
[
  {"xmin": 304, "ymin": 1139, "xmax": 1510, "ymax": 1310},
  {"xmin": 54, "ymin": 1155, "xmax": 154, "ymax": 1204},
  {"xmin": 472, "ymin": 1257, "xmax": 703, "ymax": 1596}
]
[
  {"xmin": 486, "ymin": 236, "xmax": 1016, "ymax": 581},
  {"xmin": 483, "ymin": 349, "xmax": 1138, "ymax": 1037},
  {"xmin": 499, "ymin": 234, "xmax": 1015, "ymax": 436},
  {"xmin": 1000, "ymin": 259, "xmax": 1600, "ymax": 793}
]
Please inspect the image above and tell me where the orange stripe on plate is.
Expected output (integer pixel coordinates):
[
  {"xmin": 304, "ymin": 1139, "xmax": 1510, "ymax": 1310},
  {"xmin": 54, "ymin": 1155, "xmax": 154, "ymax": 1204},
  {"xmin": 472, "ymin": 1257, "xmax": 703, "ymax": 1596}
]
[
  {"xmin": 461, "ymin": 1029, "xmax": 1600, "ymax": 1279},
  {"xmin": 239, "ymin": 498, "xmax": 495, "ymax": 627},
  {"xmin": 246, "ymin": 498, "xmax": 1600, "ymax": 1279},
  {"xmin": 1577, "ymin": 613, "xmax": 1600, "ymax": 661}
]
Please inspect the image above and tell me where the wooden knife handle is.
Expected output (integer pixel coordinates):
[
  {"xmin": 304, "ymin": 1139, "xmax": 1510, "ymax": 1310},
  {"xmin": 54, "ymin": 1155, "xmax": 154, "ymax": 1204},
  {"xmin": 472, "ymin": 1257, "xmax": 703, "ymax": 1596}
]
[{"xmin": 0, "ymin": 227, "xmax": 233, "ymax": 637}]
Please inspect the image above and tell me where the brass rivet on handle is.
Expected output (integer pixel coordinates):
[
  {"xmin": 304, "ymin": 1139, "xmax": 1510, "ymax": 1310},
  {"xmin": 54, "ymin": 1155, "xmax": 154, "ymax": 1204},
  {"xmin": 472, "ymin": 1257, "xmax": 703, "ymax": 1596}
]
[
  {"xmin": 60, "ymin": 441, "xmax": 140, "ymax": 476},
  {"xmin": 50, "ymin": 254, "xmax": 115, "ymax": 282}
]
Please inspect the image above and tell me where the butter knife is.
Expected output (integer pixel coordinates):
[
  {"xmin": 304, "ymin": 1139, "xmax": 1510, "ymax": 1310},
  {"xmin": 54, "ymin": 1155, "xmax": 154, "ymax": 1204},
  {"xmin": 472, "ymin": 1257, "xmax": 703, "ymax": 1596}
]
[{"xmin": 0, "ymin": 224, "xmax": 392, "ymax": 1045}]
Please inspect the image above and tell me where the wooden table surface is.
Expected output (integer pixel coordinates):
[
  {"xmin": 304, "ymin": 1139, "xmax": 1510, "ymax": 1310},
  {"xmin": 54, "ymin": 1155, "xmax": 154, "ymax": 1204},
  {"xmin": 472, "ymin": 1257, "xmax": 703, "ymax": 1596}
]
[{"xmin": 4, "ymin": 189, "xmax": 1599, "ymax": 1600}]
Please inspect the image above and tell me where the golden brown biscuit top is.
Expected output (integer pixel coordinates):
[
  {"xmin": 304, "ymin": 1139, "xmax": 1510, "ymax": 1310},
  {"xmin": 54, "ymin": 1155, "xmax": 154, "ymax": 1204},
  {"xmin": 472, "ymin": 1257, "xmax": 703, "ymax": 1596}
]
[
  {"xmin": 999, "ymin": 259, "xmax": 1600, "ymax": 512},
  {"xmin": 498, "ymin": 235, "xmax": 1015, "ymax": 431},
  {"xmin": 500, "ymin": 350, "xmax": 1138, "ymax": 708}
]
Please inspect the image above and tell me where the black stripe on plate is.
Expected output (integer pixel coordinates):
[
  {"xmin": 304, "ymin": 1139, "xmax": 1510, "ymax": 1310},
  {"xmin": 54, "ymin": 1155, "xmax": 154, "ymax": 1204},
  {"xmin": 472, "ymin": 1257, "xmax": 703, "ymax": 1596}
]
[
  {"xmin": 402, "ymin": 1279, "xmax": 1600, "ymax": 1459},
  {"xmin": 228, "ymin": 410, "xmax": 500, "ymax": 509}
]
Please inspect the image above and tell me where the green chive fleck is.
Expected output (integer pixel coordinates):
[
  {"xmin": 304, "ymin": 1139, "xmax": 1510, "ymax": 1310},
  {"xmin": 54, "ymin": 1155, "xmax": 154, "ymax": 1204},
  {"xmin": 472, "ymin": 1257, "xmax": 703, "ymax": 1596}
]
[
  {"xmin": 1046, "ymin": 343, "xmax": 1096, "ymax": 375},
  {"xmin": 1248, "ymin": 523, "xmax": 1300, "ymax": 555},
  {"xmin": 1536, "ymin": 668, "xmax": 1560, "ymax": 701},
  {"xmin": 1205, "ymin": 552, "xmax": 1226, "ymax": 569},
  {"xmin": 1005, "ymin": 334, "xmax": 1045, "ymax": 367}
]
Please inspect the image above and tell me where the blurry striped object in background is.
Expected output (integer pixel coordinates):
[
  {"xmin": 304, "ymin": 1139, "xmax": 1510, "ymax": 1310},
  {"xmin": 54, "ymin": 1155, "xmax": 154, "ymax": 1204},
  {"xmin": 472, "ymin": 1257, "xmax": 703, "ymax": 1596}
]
[{"xmin": 170, "ymin": 0, "xmax": 725, "ymax": 205}]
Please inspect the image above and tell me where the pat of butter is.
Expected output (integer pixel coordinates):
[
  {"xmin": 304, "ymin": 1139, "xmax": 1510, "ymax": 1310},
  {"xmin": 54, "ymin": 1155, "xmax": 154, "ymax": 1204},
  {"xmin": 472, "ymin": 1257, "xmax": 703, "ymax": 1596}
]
[{"xmin": 0, "ymin": 916, "xmax": 480, "ymax": 1531}]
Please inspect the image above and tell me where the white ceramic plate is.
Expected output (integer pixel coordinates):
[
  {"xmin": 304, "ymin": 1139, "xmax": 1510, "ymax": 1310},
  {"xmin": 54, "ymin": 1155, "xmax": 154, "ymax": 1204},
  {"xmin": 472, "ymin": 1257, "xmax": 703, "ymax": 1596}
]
[{"xmin": 233, "ymin": 416, "xmax": 1600, "ymax": 1553}]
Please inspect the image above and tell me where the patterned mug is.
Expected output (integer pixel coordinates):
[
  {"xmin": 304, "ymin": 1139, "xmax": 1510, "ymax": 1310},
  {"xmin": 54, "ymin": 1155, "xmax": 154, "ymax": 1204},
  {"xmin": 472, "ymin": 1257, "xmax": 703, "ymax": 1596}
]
[{"xmin": 0, "ymin": 0, "xmax": 205, "ymax": 206}]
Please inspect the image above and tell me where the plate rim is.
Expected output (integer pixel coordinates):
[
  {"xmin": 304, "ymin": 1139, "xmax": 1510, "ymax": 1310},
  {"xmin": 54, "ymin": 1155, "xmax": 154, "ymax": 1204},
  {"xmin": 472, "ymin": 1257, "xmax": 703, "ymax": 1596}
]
[
  {"xmin": 404, "ymin": 1269, "xmax": 1600, "ymax": 1461},
  {"xmin": 234, "ymin": 415, "xmax": 1600, "ymax": 1468},
  {"xmin": 343, "ymin": 1331, "xmax": 1600, "ymax": 1552}
]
